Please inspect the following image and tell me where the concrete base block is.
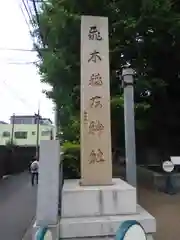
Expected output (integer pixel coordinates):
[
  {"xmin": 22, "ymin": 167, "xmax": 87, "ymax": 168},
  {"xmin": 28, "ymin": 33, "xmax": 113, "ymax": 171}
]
[
  {"xmin": 59, "ymin": 235, "xmax": 154, "ymax": 240},
  {"xmin": 147, "ymin": 234, "xmax": 155, "ymax": 240},
  {"xmin": 60, "ymin": 205, "xmax": 156, "ymax": 239},
  {"xmin": 33, "ymin": 221, "xmax": 59, "ymax": 240},
  {"xmin": 61, "ymin": 178, "xmax": 137, "ymax": 217}
]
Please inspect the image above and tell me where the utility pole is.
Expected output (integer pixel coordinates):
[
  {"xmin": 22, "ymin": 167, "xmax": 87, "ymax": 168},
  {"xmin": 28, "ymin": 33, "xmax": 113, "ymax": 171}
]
[
  {"xmin": 11, "ymin": 113, "xmax": 15, "ymax": 145},
  {"xmin": 54, "ymin": 103, "xmax": 62, "ymax": 215},
  {"xmin": 122, "ymin": 67, "xmax": 137, "ymax": 188},
  {"xmin": 36, "ymin": 106, "xmax": 40, "ymax": 160},
  {"xmin": 54, "ymin": 103, "xmax": 59, "ymax": 140}
]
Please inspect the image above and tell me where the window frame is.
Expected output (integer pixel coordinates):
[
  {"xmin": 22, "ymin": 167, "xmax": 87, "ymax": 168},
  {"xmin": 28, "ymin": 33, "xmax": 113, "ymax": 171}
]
[
  {"xmin": 41, "ymin": 130, "xmax": 51, "ymax": 136},
  {"xmin": 2, "ymin": 131, "xmax": 10, "ymax": 137},
  {"xmin": 14, "ymin": 131, "xmax": 28, "ymax": 139}
]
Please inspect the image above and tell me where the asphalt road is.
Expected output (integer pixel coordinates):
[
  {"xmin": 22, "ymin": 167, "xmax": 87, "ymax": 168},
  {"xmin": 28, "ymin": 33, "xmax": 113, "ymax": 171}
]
[{"xmin": 0, "ymin": 172, "xmax": 37, "ymax": 240}]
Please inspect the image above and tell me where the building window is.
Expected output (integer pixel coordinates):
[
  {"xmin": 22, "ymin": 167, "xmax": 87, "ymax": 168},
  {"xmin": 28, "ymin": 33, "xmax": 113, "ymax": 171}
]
[
  {"xmin": 41, "ymin": 130, "xmax": 50, "ymax": 136},
  {"xmin": 2, "ymin": 131, "xmax": 10, "ymax": 137},
  {"xmin": 14, "ymin": 131, "xmax": 27, "ymax": 139},
  {"xmin": 32, "ymin": 131, "xmax": 36, "ymax": 135}
]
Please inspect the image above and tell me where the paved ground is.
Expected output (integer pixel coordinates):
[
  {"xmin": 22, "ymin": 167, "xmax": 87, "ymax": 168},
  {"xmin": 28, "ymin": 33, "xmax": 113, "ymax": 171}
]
[
  {"xmin": 138, "ymin": 186, "xmax": 180, "ymax": 240},
  {"xmin": 0, "ymin": 172, "xmax": 37, "ymax": 240},
  {"xmin": 114, "ymin": 165, "xmax": 180, "ymax": 239},
  {"xmin": 1, "ymin": 171, "xmax": 180, "ymax": 240},
  {"xmin": 23, "ymin": 183, "xmax": 180, "ymax": 240}
]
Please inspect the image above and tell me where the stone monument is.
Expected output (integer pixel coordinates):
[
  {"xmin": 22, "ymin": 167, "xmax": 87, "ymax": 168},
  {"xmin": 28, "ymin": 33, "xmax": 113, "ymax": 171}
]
[
  {"xmin": 80, "ymin": 15, "xmax": 112, "ymax": 185},
  {"xmin": 60, "ymin": 15, "xmax": 156, "ymax": 240}
]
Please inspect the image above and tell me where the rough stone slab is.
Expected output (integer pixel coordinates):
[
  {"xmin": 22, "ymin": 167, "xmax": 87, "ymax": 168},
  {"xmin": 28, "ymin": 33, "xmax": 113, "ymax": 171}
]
[
  {"xmin": 60, "ymin": 205, "xmax": 156, "ymax": 238},
  {"xmin": 36, "ymin": 140, "xmax": 60, "ymax": 226},
  {"xmin": 61, "ymin": 178, "xmax": 136, "ymax": 218}
]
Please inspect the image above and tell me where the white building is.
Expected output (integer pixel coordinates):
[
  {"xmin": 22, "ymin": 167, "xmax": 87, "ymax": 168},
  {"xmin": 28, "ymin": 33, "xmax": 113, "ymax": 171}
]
[
  {"xmin": 0, "ymin": 124, "xmax": 55, "ymax": 146},
  {"xmin": 10, "ymin": 114, "xmax": 52, "ymax": 125}
]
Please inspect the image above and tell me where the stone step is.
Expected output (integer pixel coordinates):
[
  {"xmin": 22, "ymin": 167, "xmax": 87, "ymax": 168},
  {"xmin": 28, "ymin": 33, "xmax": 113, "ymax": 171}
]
[
  {"xmin": 61, "ymin": 178, "xmax": 137, "ymax": 218},
  {"xmin": 60, "ymin": 205, "xmax": 156, "ymax": 239},
  {"xmin": 59, "ymin": 235, "xmax": 154, "ymax": 240}
]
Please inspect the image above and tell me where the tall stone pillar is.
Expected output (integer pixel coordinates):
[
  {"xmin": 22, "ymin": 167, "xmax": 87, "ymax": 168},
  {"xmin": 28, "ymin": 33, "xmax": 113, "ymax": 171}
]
[{"xmin": 81, "ymin": 15, "xmax": 112, "ymax": 185}]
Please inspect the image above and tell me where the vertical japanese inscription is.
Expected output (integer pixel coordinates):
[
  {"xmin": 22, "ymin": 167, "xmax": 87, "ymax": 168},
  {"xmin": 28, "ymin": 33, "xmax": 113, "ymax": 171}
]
[
  {"xmin": 90, "ymin": 96, "xmax": 102, "ymax": 108},
  {"xmin": 87, "ymin": 24, "xmax": 104, "ymax": 157},
  {"xmin": 89, "ymin": 149, "xmax": 105, "ymax": 164},
  {"xmin": 84, "ymin": 111, "xmax": 88, "ymax": 122},
  {"xmin": 81, "ymin": 16, "xmax": 112, "ymax": 185},
  {"xmin": 87, "ymin": 24, "xmax": 104, "ymax": 153},
  {"xmin": 88, "ymin": 50, "xmax": 102, "ymax": 63},
  {"xmin": 88, "ymin": 26, "xmax": 103, "ymax": 41},
  {"xmin": 89, "ymin": 120, "xmax": 104, "ymax": 136},
  {"xmin": 89, "ymin": 73, "xmax": 103, "ymax": 86},
  {"xmin": 88, "ymin": 26, "xmax": 102, "ymax": 63}
]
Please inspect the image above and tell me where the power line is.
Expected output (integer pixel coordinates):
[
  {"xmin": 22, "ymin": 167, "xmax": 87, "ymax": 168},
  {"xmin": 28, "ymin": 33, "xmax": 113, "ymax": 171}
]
[
  {"xmin": 19, "ymin": 0, "xmax": 49, "ymax": 59},
  {"xmin": 19, "ymin": 0, "xmax": 38, "ymax": 52},
  {"xmin": 6, "ymin": 61, "xmax": 37, "ymax": 65},
  {"xmin": 0, "ymin": 47, "xmax": 35, "ymax": 52},
  {"xmin": 0, "ymin": 61, "xmax": 39, "ymax": 65},
  {"xmin": 22, "ymin": 0, "xmax": 33, "ymax": 24},
  {"xmin": 1, "ymin": 80, "xmax": 54, "ymax": 117},
  {"xmin": 2, "ymin": 80, "xmax": 35, "ymax": 110},
  {"xmin": 19, "ymin": 3, "xmax": 32, "ymax": 34},
  {"xmin": 28, "ymin": 0, "xmax": 48, "ymax": 2},
  {"xmin": 31, "ymin": 0, "xmax": 45, "ymax": 48},
  {"xmin": 0, "ymin": 57, "xmax": 39, "ymax": 65},
  {"xmin": 0, "ymin": 47, "xmax": 60, "ymax": 54},
  {"xmin": 25, "ymin": 0, "xmax": 34, "ymax": 22}
]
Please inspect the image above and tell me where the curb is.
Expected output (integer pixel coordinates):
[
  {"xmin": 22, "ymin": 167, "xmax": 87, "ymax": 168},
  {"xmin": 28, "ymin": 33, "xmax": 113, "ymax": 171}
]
[{"xmin": 22, "ymin": 218, "xmax": 35, "ymax": 240}]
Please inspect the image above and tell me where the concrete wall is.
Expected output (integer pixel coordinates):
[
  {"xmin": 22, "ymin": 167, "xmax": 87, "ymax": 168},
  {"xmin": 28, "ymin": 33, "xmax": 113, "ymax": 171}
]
[
  {"xmin": 137, "ymin": 166, "xmax": 180, "ymax": 190},
  {"xmin": 137, "ymin": 166, "xmax": 156, "ymax": 188},
  {"xmin": 0, "ymin": 124, "xmax": 55, "ymax": 146}
]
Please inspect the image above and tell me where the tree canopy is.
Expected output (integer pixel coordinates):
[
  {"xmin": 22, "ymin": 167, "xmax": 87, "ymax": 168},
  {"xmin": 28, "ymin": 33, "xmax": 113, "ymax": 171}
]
[{"xmin": 32, "ymin": 0, "xmax": 180, "ymax": 156}]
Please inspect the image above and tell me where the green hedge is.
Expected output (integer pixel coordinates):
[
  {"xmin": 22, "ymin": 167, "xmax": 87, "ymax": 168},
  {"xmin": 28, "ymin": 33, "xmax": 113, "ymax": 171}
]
[{"xmin": 62, "ymin": 142, "xmax": 80, "ymax": 179}]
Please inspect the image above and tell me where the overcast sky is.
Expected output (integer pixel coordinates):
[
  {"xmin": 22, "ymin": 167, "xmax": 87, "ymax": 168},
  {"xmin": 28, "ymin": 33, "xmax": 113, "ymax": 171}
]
[{"xmin": 0, "ymin": 0, "xmax": 54, "ymax": 123}]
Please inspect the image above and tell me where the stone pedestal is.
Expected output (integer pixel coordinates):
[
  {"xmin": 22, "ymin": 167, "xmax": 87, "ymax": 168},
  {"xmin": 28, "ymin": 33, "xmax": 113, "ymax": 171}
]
[{"xmin": 60, "ymin": 179, "xmax": 156, "ymax": 239}]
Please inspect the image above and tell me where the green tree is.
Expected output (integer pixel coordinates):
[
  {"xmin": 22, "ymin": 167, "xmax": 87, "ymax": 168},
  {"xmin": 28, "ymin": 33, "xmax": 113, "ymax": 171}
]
[{"xmin": 32, "ymin": 0, "xmax": 180, "ymax": 155}]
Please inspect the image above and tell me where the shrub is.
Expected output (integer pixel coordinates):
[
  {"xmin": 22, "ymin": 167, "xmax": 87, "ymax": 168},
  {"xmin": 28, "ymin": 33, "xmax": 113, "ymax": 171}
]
[{"xmin": 62, "ymin": 142, "xmax": 80, "ymax": 179}]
